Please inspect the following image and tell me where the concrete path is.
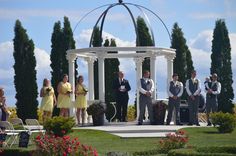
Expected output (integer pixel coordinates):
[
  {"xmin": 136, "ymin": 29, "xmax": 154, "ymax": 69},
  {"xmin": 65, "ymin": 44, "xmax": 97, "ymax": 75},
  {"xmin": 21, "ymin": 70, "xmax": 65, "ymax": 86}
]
[{"xmin": 73, "ymin": 122, "xmax": 207, "ymax": 138}]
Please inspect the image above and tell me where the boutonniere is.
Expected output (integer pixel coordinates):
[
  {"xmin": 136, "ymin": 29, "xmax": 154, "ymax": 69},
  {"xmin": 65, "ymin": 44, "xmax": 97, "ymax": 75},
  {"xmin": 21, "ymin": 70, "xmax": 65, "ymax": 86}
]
[
  {"xmin": 194, "ymin": 79, "xmax": 198, "ymax": 84},
  {"xmin": 176, "ymin": 81, "xmax": 181, "ymax": 86}
]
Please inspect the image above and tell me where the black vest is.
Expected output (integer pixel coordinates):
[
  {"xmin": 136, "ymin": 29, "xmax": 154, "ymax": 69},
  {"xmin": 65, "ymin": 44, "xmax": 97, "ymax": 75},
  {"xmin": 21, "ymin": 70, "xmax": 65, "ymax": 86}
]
[
  {"xmin": 169, "ymin": 81, "xmax": 181, "ymax": 96},
  {"xmin": 207, "ymin": 82, "xmax": 218, "ymax": 98},
  {"xmin": 188, "ymin": 79, "xmax": 198, "ymax": 95}
]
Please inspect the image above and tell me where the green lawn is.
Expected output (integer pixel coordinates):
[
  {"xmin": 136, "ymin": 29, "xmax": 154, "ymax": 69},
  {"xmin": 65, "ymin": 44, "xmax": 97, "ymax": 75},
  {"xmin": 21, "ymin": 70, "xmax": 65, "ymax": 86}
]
[
  {"xmin": 4, "ymin": 127, "xmax": 236, "ymax": 156},
  {"xmin": 69, "ymin": 127, "xmax": 236, "ymax": 155}
]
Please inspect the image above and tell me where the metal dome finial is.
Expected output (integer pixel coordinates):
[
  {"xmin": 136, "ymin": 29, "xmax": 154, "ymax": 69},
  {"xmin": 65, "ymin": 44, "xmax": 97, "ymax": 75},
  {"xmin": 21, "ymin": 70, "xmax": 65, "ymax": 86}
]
[{"xmin": 119, "ymin": 0, "xmax": 123, "ymax": 3}]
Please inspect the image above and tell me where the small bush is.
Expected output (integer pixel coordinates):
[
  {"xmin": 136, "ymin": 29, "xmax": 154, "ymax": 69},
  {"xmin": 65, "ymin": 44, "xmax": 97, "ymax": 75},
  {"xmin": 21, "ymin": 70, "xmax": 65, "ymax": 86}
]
[
  {"xmin": 35, "ymin": 134, "xmax": 98, "ymax": 156},
  {"xmin": 210, "ymin": 112, "xmax": 236, "ymax": 133},
  {"xmin": 43, "ymin": 116, "xmax": 75, "ymax": 136},
  {"xmin": 87, "ymin": 101, "xmax": 106, "ymax": 116},
  {"xmin": 127, "ymin": 105, "xmax": 136, "ymax": 121},
  {"xmin": 159, "ymin": 130, "xmax": 188, "ymax": 153}
]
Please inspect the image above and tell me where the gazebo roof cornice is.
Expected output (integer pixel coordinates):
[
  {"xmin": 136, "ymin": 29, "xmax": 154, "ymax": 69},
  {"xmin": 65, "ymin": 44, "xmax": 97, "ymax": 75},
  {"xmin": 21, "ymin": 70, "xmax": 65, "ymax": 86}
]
[{"xmin": 67, "ymin": 46, "xmax": 176, "ymax": 59}]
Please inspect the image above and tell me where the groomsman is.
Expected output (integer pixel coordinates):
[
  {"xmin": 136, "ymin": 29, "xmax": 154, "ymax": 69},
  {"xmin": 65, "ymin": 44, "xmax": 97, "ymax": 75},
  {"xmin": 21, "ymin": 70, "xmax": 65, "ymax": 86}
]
[
  {"xmin": 138, "ymin": 71, "xmax": 155, "ymax": 125},
  {"xmin": 113, "ymin": 71, "xmax": 131, "ymax": 122},
  {"xmin": 166, "ymin": 73, "xmax": 184, "ymax": 125},
  {"xmin": 205, "ymin": 73, "xmax": 221, "ymax": 126},
  {"xmin": 186, "ymin": 70, "xmax": 201, "ymax": 126}
]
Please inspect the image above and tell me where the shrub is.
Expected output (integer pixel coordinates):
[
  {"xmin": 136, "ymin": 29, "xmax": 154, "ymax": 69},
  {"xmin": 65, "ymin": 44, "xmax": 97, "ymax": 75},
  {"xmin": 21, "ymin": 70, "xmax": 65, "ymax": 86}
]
[
  {"xmin": 0, "ymin": 148, "xmax": 36, "ymax": 156},
  {"xmin": 35, "ymin": 133, "xmax": 98, "ymax": 156},
  {"xmin": 87, "ymin": 101, "xmax": 106, "ymax": 116},
  {"xmin": 168, "ymin": 146, "xmax": 236, "ymax": 156},
  {"xmin": 210, "ymin": 112, "xmax": 236, "ymax": 133},
  {"xmin": 127, "ymin": 105, "xmax": 136, "ymax": 121},
  {"xmin": 8, "ymin": 107, "xmax": 43, "ymax": 125},
  {"xmin": 43, "ymin": 116, "xmax": 75, "ymax": 137},
  {"xmin": 132, "ymin": 149, "xmax": 160, "ymax": 156},
  {"xmin": 159, "ymin": 130, "xmax": 188, "ymax": 153},
  {"xmin": 107, "ymin": 151, "xmax": 131, "ymax": 156}
]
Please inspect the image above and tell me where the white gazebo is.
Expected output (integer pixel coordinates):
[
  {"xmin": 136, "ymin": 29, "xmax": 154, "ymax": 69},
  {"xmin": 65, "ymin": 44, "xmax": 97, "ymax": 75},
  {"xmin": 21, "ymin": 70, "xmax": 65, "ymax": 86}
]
[{"xmin": 66, "ymin": 46, "xmax": 175, "ymax": 119}]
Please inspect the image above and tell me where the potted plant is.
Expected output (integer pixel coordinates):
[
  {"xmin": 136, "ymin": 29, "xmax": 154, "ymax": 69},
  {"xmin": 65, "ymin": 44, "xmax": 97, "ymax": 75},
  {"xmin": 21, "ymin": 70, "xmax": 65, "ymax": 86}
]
[{"xmin": 87, "ymin": 101, "xmax": 106, "ymax": 126}]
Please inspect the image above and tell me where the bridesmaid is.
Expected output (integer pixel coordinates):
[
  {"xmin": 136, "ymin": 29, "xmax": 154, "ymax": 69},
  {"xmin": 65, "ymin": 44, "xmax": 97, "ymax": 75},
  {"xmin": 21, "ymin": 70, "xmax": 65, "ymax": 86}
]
[
  {"xmin": 0, "ymin": 88, "xmax": 8, "ymax": 121},
  {"xmin": 75, "ymin": 75, "xmax": 88, "ymax": 125},
  {"xmin": 40, "ymin": 79, "xmax": 56, "ymax": 122},
  {"xmin": 57, "ymin": 74, "xmax": 72, "ymax": 117}
]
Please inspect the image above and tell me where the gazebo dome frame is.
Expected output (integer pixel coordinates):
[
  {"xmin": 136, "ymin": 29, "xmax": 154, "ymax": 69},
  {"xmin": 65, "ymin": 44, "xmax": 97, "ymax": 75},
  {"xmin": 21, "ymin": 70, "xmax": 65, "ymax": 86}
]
[{"xmin": 66, "ymin": 1, "xmax": 176, "ymax": 120}]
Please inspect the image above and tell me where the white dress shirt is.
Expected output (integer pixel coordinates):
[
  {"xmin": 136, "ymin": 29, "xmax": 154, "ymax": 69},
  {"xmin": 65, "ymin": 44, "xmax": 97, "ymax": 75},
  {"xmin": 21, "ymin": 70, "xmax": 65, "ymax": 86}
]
[{"xmin": 138, "ymin": 78, "xmax": 155, "ymax": 95}]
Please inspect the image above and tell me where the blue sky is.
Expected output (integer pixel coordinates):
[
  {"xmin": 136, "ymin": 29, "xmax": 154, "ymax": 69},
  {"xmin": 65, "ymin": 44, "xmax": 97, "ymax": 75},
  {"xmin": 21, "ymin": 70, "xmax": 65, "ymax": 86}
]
[{"xmin": 0, "ymin": 0, "xmax": 235, "ymax": 106}]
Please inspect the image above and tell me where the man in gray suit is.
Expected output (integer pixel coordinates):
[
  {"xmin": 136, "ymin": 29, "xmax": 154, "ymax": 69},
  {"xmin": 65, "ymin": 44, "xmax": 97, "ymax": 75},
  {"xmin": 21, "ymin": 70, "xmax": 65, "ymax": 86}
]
[
  {"xmin": 138, "ymin": 71, "xmax": 154, "ymax": 125},
  {"xmin": 166, "ymin": 73, "xmax": 184, "ymax": 125},
  {"xmin": 205, "ymin": 73, "xmax": 221, "ymax": 126},
  {"xmin": 186, "ymin": 70, "xmax": 201, "ymax": 126}
]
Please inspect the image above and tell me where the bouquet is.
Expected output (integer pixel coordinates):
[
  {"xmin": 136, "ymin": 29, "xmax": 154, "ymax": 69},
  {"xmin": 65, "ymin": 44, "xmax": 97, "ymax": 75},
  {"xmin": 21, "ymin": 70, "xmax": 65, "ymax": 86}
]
[{"xmin": 46, "ymin": 87, "xmax": 52, "ymax": 96}]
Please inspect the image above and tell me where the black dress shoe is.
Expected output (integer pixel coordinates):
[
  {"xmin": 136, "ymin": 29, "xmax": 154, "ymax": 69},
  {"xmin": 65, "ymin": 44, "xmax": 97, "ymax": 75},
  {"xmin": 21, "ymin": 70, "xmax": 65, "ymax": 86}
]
[
  {"xmin": 196, "ymin": 123, "xmax": 200, "ymax": 126},
  {"xmin": 187, "ymin": 123, "xmax": 193, "ymax": 126},
  {"xmin": 166, "ymin": 123, "xmax": 170, "ymax": 125}
]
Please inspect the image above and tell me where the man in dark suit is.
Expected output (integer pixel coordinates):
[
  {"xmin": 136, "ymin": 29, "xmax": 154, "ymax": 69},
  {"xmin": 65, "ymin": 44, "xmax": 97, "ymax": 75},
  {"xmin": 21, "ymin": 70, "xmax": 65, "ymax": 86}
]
[{"xmin": 113, "ymin": 71, "xmax": 131, "ymax": 122}]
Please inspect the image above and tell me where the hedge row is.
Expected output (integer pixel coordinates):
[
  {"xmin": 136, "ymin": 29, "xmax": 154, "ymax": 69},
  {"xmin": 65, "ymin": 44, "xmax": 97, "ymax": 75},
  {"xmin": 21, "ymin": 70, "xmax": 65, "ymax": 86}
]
[
  {"xmin": 0, "ymin": 148, "xmax": 36, "ymax": 156},
  {"xmin": 168, "ymin": 146, "xmax": 236, "ymax": 156}
]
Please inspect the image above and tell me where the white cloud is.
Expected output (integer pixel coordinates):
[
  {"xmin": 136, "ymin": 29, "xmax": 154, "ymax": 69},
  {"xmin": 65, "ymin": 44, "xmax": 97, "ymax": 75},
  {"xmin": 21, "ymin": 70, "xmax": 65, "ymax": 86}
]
[{"xmin": 189, "ymin": 30, "xmax": 213, "ymax": 52}]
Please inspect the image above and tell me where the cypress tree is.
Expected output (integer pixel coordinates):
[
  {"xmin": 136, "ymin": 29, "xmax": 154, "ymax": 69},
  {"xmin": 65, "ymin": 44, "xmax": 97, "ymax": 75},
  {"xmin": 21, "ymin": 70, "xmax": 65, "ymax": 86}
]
[
  {"xmin": 50, "ymin": 21, "xmax": 63, "ymax": 116},
  {"xmin": 136, "ymin": 16, "xmax": 154, "ymax": 72},
  {"xmin": 62, "ymin": 16, "xmax": 77, "ymax": 77},
  {"xmin": 91, "ymin": 26, "xmax": 102, "ymax": 99},
  {"xmin": 171, "ymin": 23, "xmax": 194, "ymax": 100},
  {"xmin": 104, "ymin": 38, "xmax": 120, "ymax": 120},
  {"xmin": 13, "ymin": 20, "xmax": 38, "ymax": 121},
  {"xmin": 211, "ymin": 19, "xmax": 234, "ymax": 113},
  {"xmin": 50, "ymin": 21, "xmax": 63, "ymax": 97}
]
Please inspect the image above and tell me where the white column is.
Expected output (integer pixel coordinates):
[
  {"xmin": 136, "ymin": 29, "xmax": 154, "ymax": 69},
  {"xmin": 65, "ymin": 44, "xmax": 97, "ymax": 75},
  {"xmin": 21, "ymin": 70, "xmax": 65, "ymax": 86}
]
[
  {"xmin": 84, "ymin": 57, "xmax": 95, "ymax": 124},
  {"xmin": 165, "ymin": 55, "xmax": 175, "ymax": 89},
  {"xmin": 150, "ymin": 55, "xmax": 157, "ymax": 99},
  {"xmin": 85, "ymin": 57, "xmax": 95, "ymax": 100},
  {"xmin": 98, "ymin": 54, "xmax": 105, "ymax": 102},
  {"xmin": 134, "ymin": 57, "xmax": 143, "ymax": 120},
  {"xmin": 67, "ymin": 53, "xmax": 77, "ymax": 117},
  {"xmin": 165, "ymin": 55, "xmax": 175, "ymax": 124}
]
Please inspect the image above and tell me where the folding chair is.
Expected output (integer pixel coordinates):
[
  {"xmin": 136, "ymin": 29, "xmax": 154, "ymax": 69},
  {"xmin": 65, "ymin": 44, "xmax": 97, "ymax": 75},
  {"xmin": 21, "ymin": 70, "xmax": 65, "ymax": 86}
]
[
  {"xmin": 9, "ymin": 118, "xmax": 26, "ymax": 130},
  {"xmin": 25, "ymin": 119, "xmax": 45, "ymax": 134},
  {"xmin": 0, "ymin": 121, "xmax": 21, "ymax": 147}
]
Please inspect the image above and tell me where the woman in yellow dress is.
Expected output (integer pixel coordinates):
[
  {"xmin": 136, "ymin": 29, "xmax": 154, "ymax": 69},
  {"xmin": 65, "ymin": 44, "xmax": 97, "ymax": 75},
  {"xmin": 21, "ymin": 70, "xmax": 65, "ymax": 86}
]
[
  {"xmin": 75, "ymin": 75, "xmax": 88, "ymax": 125},
  {"xmin": 40, "ymin": 78, "xmax": 56, "ymax": 122},
  {"xmin": 57, "ymin": 74, "xmax": 72, "ymax": 117}
]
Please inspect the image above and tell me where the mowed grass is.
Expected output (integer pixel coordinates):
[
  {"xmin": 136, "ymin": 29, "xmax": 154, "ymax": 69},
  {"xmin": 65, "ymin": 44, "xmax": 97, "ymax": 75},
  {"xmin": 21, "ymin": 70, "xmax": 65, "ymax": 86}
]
[
  {"xmin": 69, "ymin": 129, "xmax": 159, "ymax": 155},
  {"xmin": 69, "ymin": 127, "xmax": 236, "ymax": 155},
  {"xmin": 184, "ymin": 127, "xmax": 236, "ymax": 146}
]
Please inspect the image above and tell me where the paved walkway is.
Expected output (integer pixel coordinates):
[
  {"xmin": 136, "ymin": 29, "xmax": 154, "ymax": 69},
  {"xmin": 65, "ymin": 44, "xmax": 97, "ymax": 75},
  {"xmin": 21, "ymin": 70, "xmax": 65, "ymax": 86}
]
[{"xmin": 73, "ymin": 122, "xmax": 207, "ymax": 138}]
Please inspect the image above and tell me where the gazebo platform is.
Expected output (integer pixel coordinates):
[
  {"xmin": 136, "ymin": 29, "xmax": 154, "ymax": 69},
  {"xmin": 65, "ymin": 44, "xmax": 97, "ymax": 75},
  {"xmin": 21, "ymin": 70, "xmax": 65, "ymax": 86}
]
[{"xmin": 73, "ymin": 122, "xmax": 207, "ymax": 138}]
